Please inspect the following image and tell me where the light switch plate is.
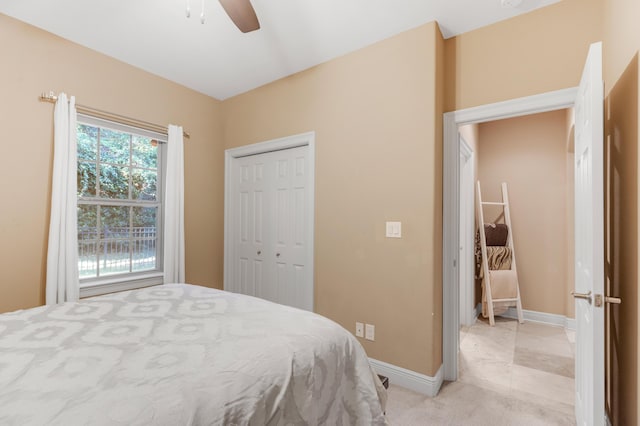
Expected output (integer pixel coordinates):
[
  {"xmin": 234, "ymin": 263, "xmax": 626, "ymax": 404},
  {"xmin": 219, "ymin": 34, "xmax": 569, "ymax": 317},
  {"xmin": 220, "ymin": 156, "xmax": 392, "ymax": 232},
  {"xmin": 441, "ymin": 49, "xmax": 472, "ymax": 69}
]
[
  {"xmin": 385, "ymin": 221, "xmax": 402, "ymax": 238},
  {"xmin": 355, "ymin": 322, "xmax": 364, "ymax": 338}
]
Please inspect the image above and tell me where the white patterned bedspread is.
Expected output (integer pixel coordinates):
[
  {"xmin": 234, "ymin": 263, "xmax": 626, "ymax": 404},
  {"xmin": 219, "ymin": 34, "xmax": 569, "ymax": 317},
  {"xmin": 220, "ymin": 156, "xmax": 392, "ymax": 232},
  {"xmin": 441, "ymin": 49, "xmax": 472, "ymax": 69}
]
[{"xmin": 0, "ymin": 284, "xmax": 387, "ymax": 425}]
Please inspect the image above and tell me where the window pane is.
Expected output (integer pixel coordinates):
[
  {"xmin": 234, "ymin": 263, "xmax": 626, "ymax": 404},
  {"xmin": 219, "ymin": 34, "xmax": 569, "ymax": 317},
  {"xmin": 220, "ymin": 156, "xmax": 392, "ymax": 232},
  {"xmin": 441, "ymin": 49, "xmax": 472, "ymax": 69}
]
[
  {"xmin": 131, "ymin": 168, "xmax": 157, "ymax": 201},
  {"xmin": 132, "ymin": 239, "xmax": 156, "ymax": 272},
  {"xmin": 100, "ymin": 239, "xmax": 130, "ymax": 276},
  {"xmin": 99, "ymin": 164, "xmax": 130, "ymax": 199},
  {"xmin": 77, "ymin": 162, "xmax": 96, "ymax": 198},
  {"xmin": 100, "ymin": 128, "xmax": 130, "ymax": 165},
  {"xmin": 132, "ymin": 136, "xmax": 158, "ymax": 169},
  {"xmin": 78, "ymin": 125, "xmax": 98, "ymax": 161},
  {"xmin": 78, "ymin": 205, "xmax": 98, "ymax": 278},
  {"xmin": 132, "ymin": 207, "xmax": 157, "ymax": 272},
  {"xmin": 132, "ymin": 207, "xmax": 157, "ymax": 228},
  {"xmin": 100, "ymin": 206, "xmax": 130, "ymax": 276},
  {"xmin": 101, "ymin": 206, "xmax": 130, "ymax": 234}
]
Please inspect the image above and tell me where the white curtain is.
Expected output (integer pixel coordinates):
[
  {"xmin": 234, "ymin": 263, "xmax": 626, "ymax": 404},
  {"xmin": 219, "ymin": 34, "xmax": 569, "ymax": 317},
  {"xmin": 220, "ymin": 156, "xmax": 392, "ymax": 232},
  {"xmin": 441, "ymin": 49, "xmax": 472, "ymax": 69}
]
[
  {"xmin": 164, "ymin": 125, "xmax": 186, "ymax": 283},
  {"xmin": 46, "ymin": 93, "xmax": 79, "ymax": 305}
]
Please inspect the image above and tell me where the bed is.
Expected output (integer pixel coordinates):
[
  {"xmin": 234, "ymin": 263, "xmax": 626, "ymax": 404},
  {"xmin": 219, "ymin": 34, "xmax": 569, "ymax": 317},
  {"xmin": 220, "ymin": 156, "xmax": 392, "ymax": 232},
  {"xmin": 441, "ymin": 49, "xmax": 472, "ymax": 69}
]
[{"xmin": 0, "ymin": 284, "xmax": 387, "ymax": 425}]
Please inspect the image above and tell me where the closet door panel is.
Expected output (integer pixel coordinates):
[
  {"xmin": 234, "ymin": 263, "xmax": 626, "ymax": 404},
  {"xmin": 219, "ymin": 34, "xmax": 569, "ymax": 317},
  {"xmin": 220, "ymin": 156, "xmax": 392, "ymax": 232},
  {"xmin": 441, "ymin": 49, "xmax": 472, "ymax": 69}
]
[
  {"xmin": 233, "ymin": 156, "xmax": 270, "ymax": 298},
  {"xmin": 293, "ymin": 188, "xmax": 305, "ymax": 246},
  {"xmin": 271, "ymin": 146, "xmax": 309, "ymax": 309}
]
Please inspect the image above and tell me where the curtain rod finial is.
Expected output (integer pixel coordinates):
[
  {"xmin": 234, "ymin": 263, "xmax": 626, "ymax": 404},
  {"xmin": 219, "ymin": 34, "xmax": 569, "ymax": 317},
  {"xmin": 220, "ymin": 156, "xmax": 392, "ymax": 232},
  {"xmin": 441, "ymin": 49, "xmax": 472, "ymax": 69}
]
[{"xmin": 40, "ymin": 91, "xmax": 57, "ymax": 102}]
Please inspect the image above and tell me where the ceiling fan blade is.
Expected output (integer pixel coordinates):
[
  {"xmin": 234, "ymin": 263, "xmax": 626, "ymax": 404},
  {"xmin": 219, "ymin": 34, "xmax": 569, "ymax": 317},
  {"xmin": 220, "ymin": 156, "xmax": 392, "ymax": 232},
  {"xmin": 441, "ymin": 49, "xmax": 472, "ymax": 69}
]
[{"xmin": 219, "ymin": 0, "xmax": 260, "ymax": 33}]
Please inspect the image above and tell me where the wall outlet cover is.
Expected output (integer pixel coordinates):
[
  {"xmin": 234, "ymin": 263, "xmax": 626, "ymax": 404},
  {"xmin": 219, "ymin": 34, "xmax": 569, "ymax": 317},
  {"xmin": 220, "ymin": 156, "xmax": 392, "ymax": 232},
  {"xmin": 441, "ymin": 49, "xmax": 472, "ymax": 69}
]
[{"xmin": 365, "ymin": 324, "xmax": 375, "ymax": 341}]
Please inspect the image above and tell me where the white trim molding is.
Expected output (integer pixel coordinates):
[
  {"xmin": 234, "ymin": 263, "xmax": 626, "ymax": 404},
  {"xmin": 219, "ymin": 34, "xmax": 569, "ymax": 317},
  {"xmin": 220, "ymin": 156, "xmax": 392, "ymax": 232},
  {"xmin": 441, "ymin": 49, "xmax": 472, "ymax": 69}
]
[
  {"xmin": 80, "ymin": 273, "xmax": 163, "ymax": 298},
  {"xmin": 369, "ymin": 359, "xmax": 443, "ymax": 397},
  {"xmin": 442, "ymin": 88, "xmax": 578, "ymax": 381},
  {"xmin": 472, "ymin": 305, "xmax": 576, "ymax": 330},
  {"xmin": 458, "ymin": 136, "xmax": 475, "ymax": 327},
  {"xmin": 223, "ymin": 132, "xmax": 316, "ymax": 310},
  {"xmin": 501, "ymin": 308, "xmax": 576, "ymax": 331}
]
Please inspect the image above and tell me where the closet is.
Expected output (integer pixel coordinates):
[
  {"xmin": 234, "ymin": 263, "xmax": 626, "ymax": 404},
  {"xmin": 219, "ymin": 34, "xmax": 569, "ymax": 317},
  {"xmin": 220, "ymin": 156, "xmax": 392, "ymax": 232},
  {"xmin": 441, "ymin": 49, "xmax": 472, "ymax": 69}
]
[{"xmin": 227, "ymin": 145, "xmax": 313, "ymax": 311}]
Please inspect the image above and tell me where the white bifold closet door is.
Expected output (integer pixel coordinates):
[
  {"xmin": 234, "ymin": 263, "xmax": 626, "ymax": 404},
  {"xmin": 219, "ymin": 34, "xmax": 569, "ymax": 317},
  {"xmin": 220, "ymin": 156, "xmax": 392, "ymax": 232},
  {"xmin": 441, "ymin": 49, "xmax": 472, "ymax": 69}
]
[{"xmin": 231, "ymin": 146, "xmax": 311, "ymax": 310}]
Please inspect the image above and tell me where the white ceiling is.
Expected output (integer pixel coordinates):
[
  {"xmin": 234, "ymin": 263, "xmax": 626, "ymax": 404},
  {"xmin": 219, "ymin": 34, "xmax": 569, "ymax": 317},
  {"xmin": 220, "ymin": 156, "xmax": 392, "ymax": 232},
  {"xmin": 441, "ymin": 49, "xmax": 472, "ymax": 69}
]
[{"xmin": 0, "ymin": 0, "xmax": 560, "ymax": 100}]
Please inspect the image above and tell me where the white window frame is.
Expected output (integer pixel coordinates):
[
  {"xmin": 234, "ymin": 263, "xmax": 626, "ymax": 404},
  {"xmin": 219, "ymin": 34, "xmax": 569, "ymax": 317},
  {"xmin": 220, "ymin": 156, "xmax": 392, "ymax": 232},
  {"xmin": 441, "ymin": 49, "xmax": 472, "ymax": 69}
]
[{"xmin": 77, "ymin": 114, "xmax": 167, "ymax": 298}]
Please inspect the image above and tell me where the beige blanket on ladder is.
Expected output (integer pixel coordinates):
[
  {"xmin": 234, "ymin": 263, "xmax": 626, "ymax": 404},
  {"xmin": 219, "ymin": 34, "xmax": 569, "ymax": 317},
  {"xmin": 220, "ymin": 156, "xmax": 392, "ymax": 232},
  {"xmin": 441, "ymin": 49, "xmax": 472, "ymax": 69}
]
[{"xmin": 474, "ymin": 230, "xmax": 513, "ymax": 279}]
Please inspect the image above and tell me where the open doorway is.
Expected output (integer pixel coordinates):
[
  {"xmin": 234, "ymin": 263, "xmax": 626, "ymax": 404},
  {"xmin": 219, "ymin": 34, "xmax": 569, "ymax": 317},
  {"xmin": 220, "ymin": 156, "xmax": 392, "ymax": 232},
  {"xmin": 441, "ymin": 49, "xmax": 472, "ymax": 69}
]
[
  {"xmin": 442, "ymin": 88, "xmax": 578, "ymax": 382},
  {"xmin": 454, "ymin": 108, "xmax": 577, "ymax": 422},
  {"xmin": 458, "ymin": 109, "xmax": 576, "ymax": 328}
]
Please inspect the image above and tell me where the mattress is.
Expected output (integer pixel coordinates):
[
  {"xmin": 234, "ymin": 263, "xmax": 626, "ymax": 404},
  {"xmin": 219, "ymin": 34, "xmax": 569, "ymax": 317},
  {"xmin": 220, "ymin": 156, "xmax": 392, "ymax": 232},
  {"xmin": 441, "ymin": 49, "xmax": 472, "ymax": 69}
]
[{"xmin": 0, "ymin": 284, "xmax": 387, "ymax": 425}]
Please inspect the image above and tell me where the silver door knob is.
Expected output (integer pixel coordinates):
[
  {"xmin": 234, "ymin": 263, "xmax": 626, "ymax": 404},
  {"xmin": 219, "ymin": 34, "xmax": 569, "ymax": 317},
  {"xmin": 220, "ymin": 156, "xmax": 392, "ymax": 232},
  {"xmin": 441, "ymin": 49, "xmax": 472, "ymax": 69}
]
[
  {"xmin": 571, "ymin": 291, "xmax": 592, "ymax": 303},
  {"xmin": 605, "ymin": 296, "xmax": 622, "ymax": 305}
]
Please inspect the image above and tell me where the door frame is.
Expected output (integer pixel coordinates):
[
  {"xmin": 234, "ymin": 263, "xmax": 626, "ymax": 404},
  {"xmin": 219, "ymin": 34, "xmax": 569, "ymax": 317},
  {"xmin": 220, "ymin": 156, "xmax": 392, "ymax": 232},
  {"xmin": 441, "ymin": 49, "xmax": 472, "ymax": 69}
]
[
  {"xmin": 459, "ymin": 136, "xmax": 475, "ymax": 327},
  {"xmin": 223, "ymin": 131, "xmax": 316, "ymax": 310},
  {"xmin": 442, "ymin": 89, "xmax": 577, "ymax": 380}
]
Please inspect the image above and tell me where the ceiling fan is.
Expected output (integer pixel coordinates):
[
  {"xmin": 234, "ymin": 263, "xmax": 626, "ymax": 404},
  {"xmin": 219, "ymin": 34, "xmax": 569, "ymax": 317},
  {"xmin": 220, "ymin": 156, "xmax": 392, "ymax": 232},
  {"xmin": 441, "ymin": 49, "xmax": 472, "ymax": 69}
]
[
  {"xmin": 187, "ymin": 0, "xmax": 260, "ymax": 33},
  {"xmin": 218, "ymin": 0, "xmax": 261, "ymax": 33}
]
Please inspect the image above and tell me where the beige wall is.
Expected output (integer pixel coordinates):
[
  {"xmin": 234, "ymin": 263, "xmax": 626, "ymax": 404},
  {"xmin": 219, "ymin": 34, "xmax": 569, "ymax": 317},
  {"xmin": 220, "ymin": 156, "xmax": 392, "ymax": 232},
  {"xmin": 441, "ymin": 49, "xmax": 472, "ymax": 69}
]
[
  {"xmin": 222, "ymin": 23, "xmax": 444, "ymax": 376},
  {"xmin": 0, "ymin": 14, "xmax": 225, "ymax": 313},
  {"xmin": 477, "ymin": 110, "xmax": 572, "ymax": 317},
  {"xmin": 602, "ymin": 0, "xmax": 639, "ymax": 423},
  {"xmin": 444, "ymin": 0, "xmax": 603, "ymax": 112}
]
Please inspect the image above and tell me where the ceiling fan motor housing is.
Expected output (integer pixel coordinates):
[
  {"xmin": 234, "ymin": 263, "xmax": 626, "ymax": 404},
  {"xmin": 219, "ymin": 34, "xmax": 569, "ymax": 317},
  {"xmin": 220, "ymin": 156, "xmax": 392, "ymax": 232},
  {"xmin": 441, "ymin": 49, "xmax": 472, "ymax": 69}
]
[{"xmin": 501, "ymin": 0, "xmax": 524, "ymax": 8}]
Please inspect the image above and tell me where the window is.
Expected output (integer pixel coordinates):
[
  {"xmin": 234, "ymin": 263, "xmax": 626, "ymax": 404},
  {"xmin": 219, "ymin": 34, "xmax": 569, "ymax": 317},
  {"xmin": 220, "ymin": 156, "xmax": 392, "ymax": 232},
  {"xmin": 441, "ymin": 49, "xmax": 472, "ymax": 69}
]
[{"xmin": 76, "ymin": 115, "xmax": 166, "ymax": 295}]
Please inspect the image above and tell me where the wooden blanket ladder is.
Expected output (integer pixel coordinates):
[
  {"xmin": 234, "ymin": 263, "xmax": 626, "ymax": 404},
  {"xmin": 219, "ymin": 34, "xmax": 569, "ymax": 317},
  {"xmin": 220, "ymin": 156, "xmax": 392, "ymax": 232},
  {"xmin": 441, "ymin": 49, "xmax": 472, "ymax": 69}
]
[{"xmin": 476, "ymin": 181, "xmax": 524, "ymax": 326}]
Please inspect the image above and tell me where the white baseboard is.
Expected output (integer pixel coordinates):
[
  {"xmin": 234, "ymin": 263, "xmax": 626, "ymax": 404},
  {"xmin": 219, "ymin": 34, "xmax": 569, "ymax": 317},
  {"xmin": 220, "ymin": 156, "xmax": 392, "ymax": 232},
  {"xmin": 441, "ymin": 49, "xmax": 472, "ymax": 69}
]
[
  {"xmin": 368, "ymin": 358, "xmax": 443, "ymax": 397},
  {"xmin": 565, "ymin": 317, "xmax": 576, "ymax": 330},
  {"xmin": 501, "ymin": 307, "xmax": 576, "ymax": 331}
]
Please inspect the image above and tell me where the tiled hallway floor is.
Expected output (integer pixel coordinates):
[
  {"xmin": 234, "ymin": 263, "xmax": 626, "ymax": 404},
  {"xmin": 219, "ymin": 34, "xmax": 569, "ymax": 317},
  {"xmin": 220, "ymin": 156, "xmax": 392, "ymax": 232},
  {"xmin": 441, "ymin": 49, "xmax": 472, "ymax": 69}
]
[{"xmin": 385, "ymin": 317, "xmax": 576, "ymax": 425}]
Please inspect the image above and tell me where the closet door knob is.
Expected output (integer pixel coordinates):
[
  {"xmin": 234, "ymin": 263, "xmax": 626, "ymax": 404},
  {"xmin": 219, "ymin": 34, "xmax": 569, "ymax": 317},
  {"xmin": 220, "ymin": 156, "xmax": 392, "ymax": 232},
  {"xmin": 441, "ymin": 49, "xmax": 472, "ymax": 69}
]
[
  {"xmin": 257, "ymin": 250, "xmax": 261, "ymax": 255},
  {"xmin": 276, "ymin": 253, "xmax": 281, "ymax": 257}
]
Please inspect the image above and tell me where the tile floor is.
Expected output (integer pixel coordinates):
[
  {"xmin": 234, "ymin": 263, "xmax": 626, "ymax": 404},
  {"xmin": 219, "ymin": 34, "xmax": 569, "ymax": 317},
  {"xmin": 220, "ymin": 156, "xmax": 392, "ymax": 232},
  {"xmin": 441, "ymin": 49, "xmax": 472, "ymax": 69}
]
[{"xmin": 385, "ymin": 317, "xmax": 576, "ymax": 425}]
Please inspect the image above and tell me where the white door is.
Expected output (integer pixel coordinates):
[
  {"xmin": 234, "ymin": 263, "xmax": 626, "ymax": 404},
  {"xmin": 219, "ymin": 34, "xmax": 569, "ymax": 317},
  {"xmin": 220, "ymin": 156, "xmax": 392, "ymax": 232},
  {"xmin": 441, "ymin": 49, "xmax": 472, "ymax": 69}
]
[
  {"xmin": 230, "ymin": 145, "xmax": 313, "ymax": 311},
  {"xmin": 234, "ymin": 153, "xmax": 269, "ymax": 300},
  {"xmin": 459, "ymin": 137, "xmax": 475, "ymax": 326},
  {"xmin": 573, "ymin": 41, "xmax": 604, "ymax": 426},
  {"xmin": 271, "ymin": 147, "xmax": 310, "ymax": 309}
]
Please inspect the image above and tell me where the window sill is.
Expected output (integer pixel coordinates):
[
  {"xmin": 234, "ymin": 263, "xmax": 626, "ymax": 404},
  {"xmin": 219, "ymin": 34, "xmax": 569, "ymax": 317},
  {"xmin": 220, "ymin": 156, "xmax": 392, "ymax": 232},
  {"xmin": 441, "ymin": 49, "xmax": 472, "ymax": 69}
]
[{"xmin": 80, "ymin": 272, "xmax": 164, "ymax": 298}]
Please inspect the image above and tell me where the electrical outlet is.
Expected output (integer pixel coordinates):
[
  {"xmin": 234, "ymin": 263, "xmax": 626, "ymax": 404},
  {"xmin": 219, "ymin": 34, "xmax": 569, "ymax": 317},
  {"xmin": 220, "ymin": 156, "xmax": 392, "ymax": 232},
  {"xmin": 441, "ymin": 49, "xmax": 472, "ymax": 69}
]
[
  {"xmin": 365, "ymin": 324, "xmax": 375, "ymax": 341},
  {"xmin": 355, "ymin": 322, "xmax": 364, "ymax": 338}
]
